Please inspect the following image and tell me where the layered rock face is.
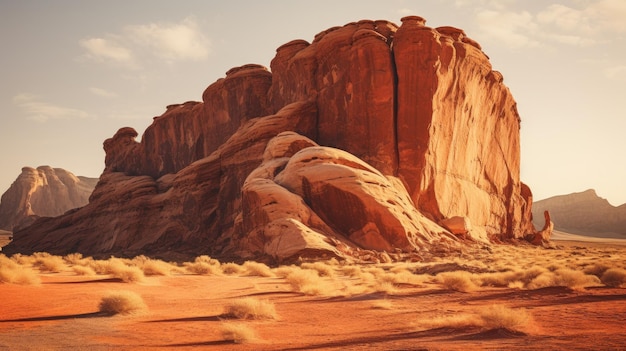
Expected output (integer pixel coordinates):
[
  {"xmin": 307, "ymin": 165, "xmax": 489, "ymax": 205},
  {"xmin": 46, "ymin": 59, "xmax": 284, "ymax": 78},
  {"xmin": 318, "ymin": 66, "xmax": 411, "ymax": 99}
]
[
  {"xmin": 0, "ymin": 166, "xmax": 98, "ymax": 231},
  {"xmin": 4, "ymin": 16, "xmax": 536, "ymax": 261},
  {"xmin": 532, "ymin": 190, "xmax": 626, "ymax": 238}
]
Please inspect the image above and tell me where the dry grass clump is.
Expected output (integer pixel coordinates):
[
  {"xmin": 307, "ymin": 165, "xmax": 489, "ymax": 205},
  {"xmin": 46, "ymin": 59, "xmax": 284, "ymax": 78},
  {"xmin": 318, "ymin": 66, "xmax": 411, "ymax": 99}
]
[
  {"xmin": 242, "ymin": 261, "xmax": 275, "ymax": 277},
  {"xmin": 0, "ymin": 254, "xmax": 40, "ymax": 285},
  {"xmin": 220, "ymin": 323, "xmax": 257, "ymax": 344},
  {"xmin": 88, "ymin": 258, "xmax": 144, "ymax": 283},
  {"xmin": 221, "ymin": 262, "xmax": 245, "ymax": 275},
  {"xmin": 526, "ymin": 269, "xmax": 600, "ymax": 290},
  {"xmin": 98, "ymin": 290, "xmax": 147, "ymax": 315},
  {"xmin": 436, "ymin": 271, "xmax": 478, "ymax": 292},
  {"xmin": 63, "ymin": 253, "xmax": 86, "ymax": 265},
  {"xmin": 301, "ymin": 261, "xmax": 336, "ymax": 277},
  {"xmin": 184, "ymin": 259, "xmax": 222, "ymax": 275},
  {"xmin": 32, "ymin": 252, "xmax": 66, "ymax": 273},
  {"xmin": 131, "ymin": 255, "xmax": 180, "ymax": 276},
  {"xmin": 421, "ymin": 305, "xmax": 532, "ymax": 332},
  {"xmin": 224, "ymin": 298, "xmax": 278, "ymax": 320},
  {"xmin": 478, "ymin": 304, "xmax": 532, "ymax": 330},
  {"xmin": 583, "ymin": 263, "xmax": 610, "ymax": 277},
  {"xmin": 72, "ymin": 265, "xmax": 96, "ymax": 276},
  {"xmin": 284, "ymin": 267, "xmax": 336, "ymax": 296},
  {"xmin": 600, "ymin": 268, "xmax": 626, "ymax": 287},
  {"xmin": 379, "ymin": 270, "xmax": 427, "ymax": 286}
]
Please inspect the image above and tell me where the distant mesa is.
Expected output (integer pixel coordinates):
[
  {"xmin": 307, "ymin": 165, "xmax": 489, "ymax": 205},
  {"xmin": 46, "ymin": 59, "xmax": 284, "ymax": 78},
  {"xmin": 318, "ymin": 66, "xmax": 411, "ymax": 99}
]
[
  {"xmin": 0, "ymin": 166, "xmax": 98, "ymax": 232},
  {"xmin": 532, "ymin": 189, "xmax": 626, "ymax": 239},
  {"xmin": 4, "ymin": 16, "xmax": 546, "ymax": 262}
]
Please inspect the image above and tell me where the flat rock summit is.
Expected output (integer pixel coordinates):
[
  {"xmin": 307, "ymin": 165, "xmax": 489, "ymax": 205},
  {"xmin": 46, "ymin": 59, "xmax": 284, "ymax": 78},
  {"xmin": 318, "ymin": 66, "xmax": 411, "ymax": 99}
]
[{"xmin": 4, "ymin": 16, "xmax": 546, "ymax": 262}]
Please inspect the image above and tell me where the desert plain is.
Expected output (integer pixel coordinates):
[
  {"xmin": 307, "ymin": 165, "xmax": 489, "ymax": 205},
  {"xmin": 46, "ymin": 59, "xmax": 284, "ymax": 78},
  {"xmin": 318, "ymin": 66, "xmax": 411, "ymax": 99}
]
[{"xmin": 1, "ymin": 232, "xmax": 625, "ymax": 351}]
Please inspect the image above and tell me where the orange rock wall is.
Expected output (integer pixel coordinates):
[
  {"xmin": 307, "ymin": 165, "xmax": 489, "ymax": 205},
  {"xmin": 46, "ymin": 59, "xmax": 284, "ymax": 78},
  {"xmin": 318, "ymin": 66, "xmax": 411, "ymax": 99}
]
[{"xmin": 4, "ymin": 16, "xmax": 536, "ymax": 260}]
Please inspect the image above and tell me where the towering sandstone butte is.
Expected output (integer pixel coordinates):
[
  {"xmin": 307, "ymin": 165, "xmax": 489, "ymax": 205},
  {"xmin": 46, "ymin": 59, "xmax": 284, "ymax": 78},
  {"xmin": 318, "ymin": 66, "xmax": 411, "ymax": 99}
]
[
  {"xmin": 0, "ymin": 166, "xmax": 98, "ymax": 231},
  {"xmin": 4, "ymin": 17, "xmax": 538, "ymax": 261}
]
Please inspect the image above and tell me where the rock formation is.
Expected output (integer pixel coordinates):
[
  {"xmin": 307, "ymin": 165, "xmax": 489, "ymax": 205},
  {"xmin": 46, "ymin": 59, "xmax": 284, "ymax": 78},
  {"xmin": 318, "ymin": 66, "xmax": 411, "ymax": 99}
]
[
  {"xmin": 0, "ymin": 166, "xmax": 98, "ymax": 231},
  {"xmin": 4, "ymin": 16, "xmax": 538, "ymax": 262},
  {"xmin": 532, "ymin": 189, "xmax": 626, "ymax": 238}
]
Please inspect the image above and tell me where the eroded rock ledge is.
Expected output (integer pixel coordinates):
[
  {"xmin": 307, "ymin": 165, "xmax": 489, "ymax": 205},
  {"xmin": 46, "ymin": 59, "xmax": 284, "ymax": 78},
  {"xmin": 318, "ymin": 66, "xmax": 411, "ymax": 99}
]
[{"xmin": 4, "ymin": 16, "xmax": 543, "ymax": 262}]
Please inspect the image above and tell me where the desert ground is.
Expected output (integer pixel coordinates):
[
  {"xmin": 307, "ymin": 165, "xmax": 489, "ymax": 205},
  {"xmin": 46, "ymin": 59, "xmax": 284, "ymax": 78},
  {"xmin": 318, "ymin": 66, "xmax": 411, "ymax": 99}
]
[{"xmin": 1, "ymin": 235, "xmax": 625, "ymax": 351}]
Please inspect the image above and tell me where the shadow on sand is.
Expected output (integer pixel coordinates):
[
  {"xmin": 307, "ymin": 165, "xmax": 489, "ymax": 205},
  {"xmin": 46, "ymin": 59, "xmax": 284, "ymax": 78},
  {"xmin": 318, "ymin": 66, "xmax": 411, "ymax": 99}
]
[{"xmin": 0, "ymin": 311, "xmax": 112, "ymax": 322}]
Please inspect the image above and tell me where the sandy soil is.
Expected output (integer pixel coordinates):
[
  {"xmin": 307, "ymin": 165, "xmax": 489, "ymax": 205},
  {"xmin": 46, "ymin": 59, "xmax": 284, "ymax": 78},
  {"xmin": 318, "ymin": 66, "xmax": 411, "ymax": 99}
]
[{"xmin": 1, "ymin": 241, "xmax": 625, "ymax": 350}]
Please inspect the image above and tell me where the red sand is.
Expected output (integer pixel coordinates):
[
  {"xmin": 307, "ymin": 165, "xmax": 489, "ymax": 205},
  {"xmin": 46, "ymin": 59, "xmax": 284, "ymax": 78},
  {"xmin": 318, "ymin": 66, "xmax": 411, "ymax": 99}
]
[{"xmin": 1, "ymin": 244, "xmax": 626, "ymax": 350}]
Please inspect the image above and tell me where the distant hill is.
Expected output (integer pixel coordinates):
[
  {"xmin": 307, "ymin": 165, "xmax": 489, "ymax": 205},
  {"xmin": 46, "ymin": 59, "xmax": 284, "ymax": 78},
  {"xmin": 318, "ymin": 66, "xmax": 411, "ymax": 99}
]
[
  {"xmin": 532, "ymin": 189, "xmax": 626, "ymax": 238},
  {"xmin": 0, "ymin": 166, "xmax": 98, "ymax": 231}
]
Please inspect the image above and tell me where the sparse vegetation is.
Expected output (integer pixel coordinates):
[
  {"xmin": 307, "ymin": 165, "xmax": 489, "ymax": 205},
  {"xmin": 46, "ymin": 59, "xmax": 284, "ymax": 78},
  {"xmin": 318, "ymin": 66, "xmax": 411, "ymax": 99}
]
[
  {"xmin": 0, "ymin": 254, "xmax": 40, "ymax": 285},
  {"xmin": 224, "ymin": 297, "xmax": 278, "ymax": 320},
  {"xmin": 436, "ymin": 271, "xmax": 478, "ymax": 292},
  {"xmin": 220, "ymin": 322, "xmax": 257, "ymax": 344},
  {"xmin": 242, "ymin": 261, "xmax": 275, "ymax": 277},
  {"xmin": 98, "ymin": 290, "xmax": 147, "ymax": 315},
  {"xmin": 600, "ymin": 268, "xmax": 626, "ymax": 287},
  {"xmin": 478, "ymin": 304, "xmax": 532, "ymax": 330},
  {"xmin": 284, "ymin": 267, "xmax": 334, "ymax": 295}
]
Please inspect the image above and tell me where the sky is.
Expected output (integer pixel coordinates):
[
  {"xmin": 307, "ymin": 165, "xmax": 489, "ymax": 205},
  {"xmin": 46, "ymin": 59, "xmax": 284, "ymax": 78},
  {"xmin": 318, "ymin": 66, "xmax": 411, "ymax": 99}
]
[{"xmin": 1, "ymin": 0, "xmax": 625, "ymax": 206}]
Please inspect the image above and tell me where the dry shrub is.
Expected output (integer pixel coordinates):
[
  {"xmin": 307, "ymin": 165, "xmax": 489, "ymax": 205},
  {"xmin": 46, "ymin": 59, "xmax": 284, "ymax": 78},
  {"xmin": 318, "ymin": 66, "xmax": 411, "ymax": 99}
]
[
  {"xmin": 220, "ymin": 323, "xmax": 257, "ymax": 344},
  {"xmin": 380, "ymin": 271, "xmax": 426, "ymax": 286},
  {"xmin": 33, "ymin": 253, "xmax": 66, "ymax": 273},
  {"xmin": 476, "ymin": 271, "xmax": 519, "ymax": 287},
  {"xmin": 0, "ymin": 255, "xmax": 40, "ymax": 285},
  {"xmin": 272, "ymin": 265, "xmax": 297, "ymax": 278},
  {"xmin": 527, "ymin": 269, "xmax": 600, "ymax": 290},
  {"xmin": 436, "ymin": 271, "xmax": 478, "ymax": 292},
  {"xmin": 98, "ymin": 291, "xmax": 147, "ymax": 315},
  {"xmin": 242, "ymin": 261, "xmax": 275, "ymax": 277},
  {"xmin": 601, "ymin": 268, "xmax": 626, "ymax": 287},
  {"xmin": 584, "ymin": 263, "xmax": 611, "ymax": 278},
  {"xmin": 131, "ymin": 256, "xmax": 177, "ymax": 276},
  {"xmin": 63, "ymin": 253, "xmax": 85, "ymax": 265},
  {"xmin": 421, "ymin": 314, "xmax": 481, "ymax": 329},
  {"xmin": 184, "ymin": 261, "xmax": 222, "ymax": 275},
  {"xmin": 338, "ymin": 265, "xmax": 362, "ymax": 278},
  {"xmin": 224, "ymin": 298, "xmax": 278, "ymax": 320},
  {"xmin": 478, "ymin": 305, "xmax": 532, "ymax": 330},
  {"xmin": 221, "ymin": 263, "xmax": 245, "ymax": 275},
  {"xmin": 301, "ymin": 262, "xmax": 335, "ymax": 277},
  {"xmin": 285, "ymin": 268, "xmax": 335, "ymax": 296},
  {"xmin": 10, "ymin": 253, "xmax": 35, "ymax": 266},
  {"xmin": 72, "ymin": 265, "xmax": 96, "ymax": 276},
  {"xmin": 95, "ymin": 258, "xmax": 144, "ymax": 283}
]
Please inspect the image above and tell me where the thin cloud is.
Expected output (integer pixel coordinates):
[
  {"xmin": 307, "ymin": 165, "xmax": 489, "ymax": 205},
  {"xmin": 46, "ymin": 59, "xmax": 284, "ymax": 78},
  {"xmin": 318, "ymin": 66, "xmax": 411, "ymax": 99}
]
[
  {"xmin": 127, "ymin": 17, "xmax": 210, "ymax": 62},
  {"xmin": 474, "ymin": 9, "xmax": 539, "ymax": 49},
  {"xmin": 89, "ymin": 87, "xmax": 118, "ymax": 98},
  {"xmin": 80, "ymin": 16, "xmax": 210, "ymax": 68},
  {"xmin": 80, "ymin": 37, "xmax": 135, "ymax": 66},
  {"xmin": 13, "ymin": 94, "xmax": 91, "ymax": 122},
  {"xmin": 456, "ymin": 0, "xmax": 625, "ymax": 49}
]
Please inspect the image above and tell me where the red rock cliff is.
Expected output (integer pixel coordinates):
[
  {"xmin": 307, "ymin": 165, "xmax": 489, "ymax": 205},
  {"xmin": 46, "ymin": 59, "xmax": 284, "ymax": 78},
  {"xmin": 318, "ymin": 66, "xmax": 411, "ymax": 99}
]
[
  {"xmin": 4, "ymin": 16, "xmax": 536, "ymax": 261},
  {"xmin": 0, "ymin": 166, "xmax": 98, "ymax": 231}
]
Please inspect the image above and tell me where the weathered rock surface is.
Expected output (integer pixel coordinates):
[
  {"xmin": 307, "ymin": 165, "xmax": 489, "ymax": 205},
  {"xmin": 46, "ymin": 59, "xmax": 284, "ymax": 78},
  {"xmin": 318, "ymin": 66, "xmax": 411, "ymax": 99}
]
[
  {"xmin": 0, "ymin": 167, "xmax": 98, "ymax": 231},
  {"xmin": 532, "ymin": 189, "xmax": 626, "ymax": 238},
  {"xmin": 4, "ymin": 16, "xmax": 537, "ymax": 261}
]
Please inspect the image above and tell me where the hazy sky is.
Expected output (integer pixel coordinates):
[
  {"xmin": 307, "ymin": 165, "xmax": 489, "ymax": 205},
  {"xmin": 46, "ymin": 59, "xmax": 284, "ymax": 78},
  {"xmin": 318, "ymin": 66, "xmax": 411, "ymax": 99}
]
[{"xmin": 1, "ymin": 0, "xmax": 625, "ymax": 205}]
